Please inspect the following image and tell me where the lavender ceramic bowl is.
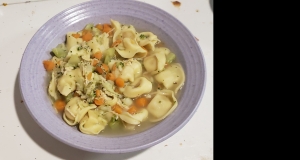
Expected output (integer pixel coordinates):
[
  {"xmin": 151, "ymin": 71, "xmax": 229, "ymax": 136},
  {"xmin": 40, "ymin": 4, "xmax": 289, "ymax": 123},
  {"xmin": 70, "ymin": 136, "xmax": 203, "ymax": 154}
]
[{"xmin": 19, "ymin": 0, "xmax": 206, "ymax": 153}]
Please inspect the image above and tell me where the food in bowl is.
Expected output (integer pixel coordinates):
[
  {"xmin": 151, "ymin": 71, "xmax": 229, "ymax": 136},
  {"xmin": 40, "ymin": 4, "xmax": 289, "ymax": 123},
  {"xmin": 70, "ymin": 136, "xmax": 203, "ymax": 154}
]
[{"xmin": 42, "ymin": 19, "xmax": 185, "ymax": 135}]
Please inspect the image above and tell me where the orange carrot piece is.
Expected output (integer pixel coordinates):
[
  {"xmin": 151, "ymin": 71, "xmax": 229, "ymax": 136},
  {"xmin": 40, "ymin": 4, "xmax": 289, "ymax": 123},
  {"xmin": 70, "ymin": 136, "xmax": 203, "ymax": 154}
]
[
  {"xmin": 106, "ymin": 73, "xmax": 115, "ymax": 81},
  {"xmin": 87, "ymin": 72, "xmax": 92, "ymax": 80},
  {"xmin": 72, "ymin": 33, "xmax": 80, "ymax": 38},
  {"xmin": 127, "ymin": 105, "xmax": 137, "ymax": 115},
  {"xmin": 96, "ymin": 63, "xmax": 109, "ymax": 74},
  {"xmin": 91, "ymin": 59, "xmax": 99, "ymax": 66},
  {"xmin": 111, "ymin": 39, "xmax": 122, "ymax": 47},
  {"xmin": 82, "ymin": 31, "xmax": 93, "ymax": 41},
  {"xmin": 95, "ymin": 24, "xmax": 103, "ymax": 30},
  {"xmin": 103, "ymin": 24, "xmax": 112, "ymax": 33},
  {"xmin": 54, "ymin": 100, "xmax": 66, "ymax": 112},
  {"xmin": 95, "ymin": 89, "xmax": 101, "ymax": 97},
  {"xmin": 112, "ymin": 104, "xmax": 123, "ymax": 114},
  {"xmin": 135, "ymin": 97, "xmax": 148, "ymax": 108},
  {"xmin": 82, "ymin": 29, "xmax": 89, "ymax": 35},
  {"xmin": 93, "ymin": 51, "xmax": 102, "ymax": 60},
  {"xmin": 94, "ymin": 98, "xmax": 104, "ymax": 106},
  {"xmin": 111, "ymin": 63, "xmax": 117, "ymax": 71},
  {"xmin": 43, "ymin": 60, "xmax": 55, "ymax": 71},
  {"xmin": 115, "ymin": 77, "xmax": 125, "ymax": 87}
]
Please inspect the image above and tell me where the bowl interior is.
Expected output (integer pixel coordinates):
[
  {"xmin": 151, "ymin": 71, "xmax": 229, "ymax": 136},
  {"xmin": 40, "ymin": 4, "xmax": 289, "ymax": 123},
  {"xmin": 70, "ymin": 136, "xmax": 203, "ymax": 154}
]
[{"xmin": 20, "ymin": 0, "xmax": 206, "ymax": 153}]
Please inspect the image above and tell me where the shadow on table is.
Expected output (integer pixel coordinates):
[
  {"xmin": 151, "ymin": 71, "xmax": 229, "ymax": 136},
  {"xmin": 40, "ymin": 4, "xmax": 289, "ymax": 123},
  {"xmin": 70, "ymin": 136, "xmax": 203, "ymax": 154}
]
[
  {"xmin": 209, "ymin": 0, "xmax": 213, "ymax": 12},
  {"xmin": 14, "ymin": 72, "xmax": 146, "ymax": 160}
]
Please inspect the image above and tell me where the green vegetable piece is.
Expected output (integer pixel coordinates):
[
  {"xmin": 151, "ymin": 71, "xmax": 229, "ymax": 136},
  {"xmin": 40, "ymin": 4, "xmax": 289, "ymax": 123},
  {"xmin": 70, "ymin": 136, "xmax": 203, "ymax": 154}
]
[
  {"xmin": 103, "ymin": 48, "xmax": 115, "ymax": 64},
  {"xmin": 64, "ymin": 92, "xmax": 73, "ymax": 102},
  {"xmin": 68, "ymin": 55, "xmax": 80, "ymax": 67},
  {"xmin": 109, "ymin": 117, "xmax": 121, "ymax": 130},
  {"xmin": 84, "ymin": 23, "xmax": 94, "ymax": 31},
  {"xmin": 52, "ymin": 43, "xmax": 67, "ymax": 58},
  {"xmin": 166, "ymin": 52, "xmax": 176, "ymax": 64}
]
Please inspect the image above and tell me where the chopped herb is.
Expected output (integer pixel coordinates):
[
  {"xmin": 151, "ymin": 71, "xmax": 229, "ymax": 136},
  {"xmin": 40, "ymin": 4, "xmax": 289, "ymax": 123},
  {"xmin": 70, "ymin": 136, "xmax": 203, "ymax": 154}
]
[
  {"xmin": 118, "ymin": 62, "xmax": 124, "ymax": 67},
  {"xmin": 159, "ymin": 101, "xmax": 161, "ymax": 103},
  {"xmin": 139, "ymin": 34, "xmax": 147, "ymax": 39},
  {"xmin": 77, "ymin": 46, "xmax": 83, "ymax": 51}
]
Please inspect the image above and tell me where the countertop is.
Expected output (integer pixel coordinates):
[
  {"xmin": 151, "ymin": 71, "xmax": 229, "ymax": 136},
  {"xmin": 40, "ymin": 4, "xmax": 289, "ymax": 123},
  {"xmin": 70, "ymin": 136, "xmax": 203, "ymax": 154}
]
[{"xmin": 0, "ymin": 0, "xmax": 213, "ymax": 159}]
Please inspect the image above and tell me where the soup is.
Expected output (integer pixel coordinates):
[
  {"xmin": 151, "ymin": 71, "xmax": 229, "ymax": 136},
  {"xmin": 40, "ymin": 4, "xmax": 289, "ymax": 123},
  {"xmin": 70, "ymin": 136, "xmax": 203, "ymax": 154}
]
[{"xmin": 42, "ymin": 19, "xmax": 185, "ymax": 135}]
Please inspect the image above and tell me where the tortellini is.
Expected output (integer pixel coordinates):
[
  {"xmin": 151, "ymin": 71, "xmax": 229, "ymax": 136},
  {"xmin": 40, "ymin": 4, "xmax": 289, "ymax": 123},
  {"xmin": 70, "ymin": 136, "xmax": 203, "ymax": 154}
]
[
  {"xmin": 150, "ymin": 47, "xmax": 171, "ymax": 56},
  {"xmin": 65, "ymin": 44, "xmax": 90, "ymax": 61},
  {"xmin": 79, "ymin": 110, "xmax": 108, "ymax": 134},
  {"xmin": 57, "ymin": 75, "xmax": 76, "ymax": 96},
  {"xmin": 63, "ymin": 97, "xmax": 97, "ymax": 125},
  {"xmin": 87, "ymin": 33, "xmax": 109, "ymax": 54},
  {"xmin": 44, "ymin": 20, "xmax": 186, "ymax": 135},
  {"xmin": 123, "ymin": 77, "xmax": 152, "ymax": 98},
  {"xmin": 137, "ymin": 32, "xmax": 161, "ymax": 51},
  {"xmin": 143, "ymin": 53, "xmax": 166, "ymax": 75},
  {"xmin": 154, "ymin": 63, "xmax": 185, "ymax": 93},
  {"xmin": 119, "ymin": 59, "xmax": 142, "ymax": 82},
  {"xmin": 115, "ymin": 38, "xmax": 147, "ymax": 58},
  {"xmin": 48, "ymin": 71, "xmax": 59, "ymax": 101},
  {"xmin": 113, "ymin": 23, "xmax": 137, "ymax": 42},
  {"xmin": 147, "ymin": 90, "xmax": 178, "ymax": 122},
  {"xmin": 66, "ymin": 32, "xmax": 83, "ymax": 51},
  {"xmin": 119, "ymin": 108, "xmax": 148, "ymax": 125}
]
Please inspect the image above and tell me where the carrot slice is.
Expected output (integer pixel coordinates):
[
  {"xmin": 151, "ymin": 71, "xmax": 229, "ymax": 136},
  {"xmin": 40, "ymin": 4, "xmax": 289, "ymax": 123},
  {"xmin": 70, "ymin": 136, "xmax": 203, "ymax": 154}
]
[
  {"xmin": 54, "ymin": 100, "xmax": 66, "ymax": 112},
  {"xmin": 102, "ymin": 24, "xmax": 112, "ymax": 33},
  {"xmin": 127, "ymin": 105, "xmax": 137, "ymax": 114},
  {"xmin": 106, "ymin": 73, "xmax": 115, "ymax": 81},
  {"xmin": 93, "ymin": 51, "xmax": 102, "ymax": 60},
  {"xmin": 112, "ymin": 104, "xmax": 123, "ymax": 114},
  {"xmin": 82, "ymin": 31, "xmax": 93, "ymax": 41},
  {"xmin": 95, "ymin": 89, "xmax": 101, "ymax": 97},
  {"xmin": 96, "ymin": 63, "xmax": 109, "ymax": 74},
  {"xmin": 91, "ymin": 59, "xmax": 99, "ymax": 66},
  {"xmin": 72, "ymin": 33, "xmax": 80, "ymax": 38},
  {"xmin": 135, "ymin": 97, "xmax": 148, "ymax": 108},
  {"xmin": 94, "ymin": 98, "xmax": 104, "ymax": 106},
  {"xmin": 95, "ymin": 24, "xmax": 103, "ymax": 30},
  {"xmin": 115, "ymin": 77, "xmax": 125, "ymax": 87},
  {"xmin": 43, "ymin": 60, "xmax": 55, "ymax": 71},
  {"xmin": 87, "ymin": 72, "xmax": 92, "ymax": 80},
  {"xmin": 111, "ymin": 63, "xmax": 117, "ymax": 71}
]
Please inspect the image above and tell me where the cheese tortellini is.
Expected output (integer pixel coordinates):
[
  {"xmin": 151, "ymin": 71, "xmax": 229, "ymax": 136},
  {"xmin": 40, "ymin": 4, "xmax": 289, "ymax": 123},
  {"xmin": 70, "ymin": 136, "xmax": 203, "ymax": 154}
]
[
  {"xmin": 147, "ymin": 90, "xmax": 178, "ymax": 122},
  {"xmin": 123, "ymin": 77, "xmax": 152, "ymax": 98},
  {"xmin": 79, "ymin": 110, "xmax": 108, "ymax": 134},
  {"xmin": 154, "ymin": 63, "xmax": 185, "ymax": 94},
  {"xmin": 44, "ymin": 20, "xmax": 185, "ymax": 135},
  {"xmin": 137, "ymin": 32, "xmax": 161, "ymax": 51},
  {"xmin": 115, "ymin": 38, "xmax": 147, "ymax": 58},
  {"xmin": 63, "ymin": 97, "xmax": 97, "ymax": 125}
]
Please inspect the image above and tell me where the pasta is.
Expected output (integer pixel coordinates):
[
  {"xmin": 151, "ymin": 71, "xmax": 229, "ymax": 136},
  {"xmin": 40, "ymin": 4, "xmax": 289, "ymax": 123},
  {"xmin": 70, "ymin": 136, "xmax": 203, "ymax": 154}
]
[{"xmin": 43, "ymin": 20, "xmax": 185, "ymax": 135}]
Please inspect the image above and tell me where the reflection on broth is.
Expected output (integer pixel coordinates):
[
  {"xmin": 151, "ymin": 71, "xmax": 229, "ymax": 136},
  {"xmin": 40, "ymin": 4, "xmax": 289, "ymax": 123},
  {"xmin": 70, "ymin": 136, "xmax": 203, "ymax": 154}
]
[{"xmin": 43, "ymin": 19, "xmax": 185, "ymax": 136}]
